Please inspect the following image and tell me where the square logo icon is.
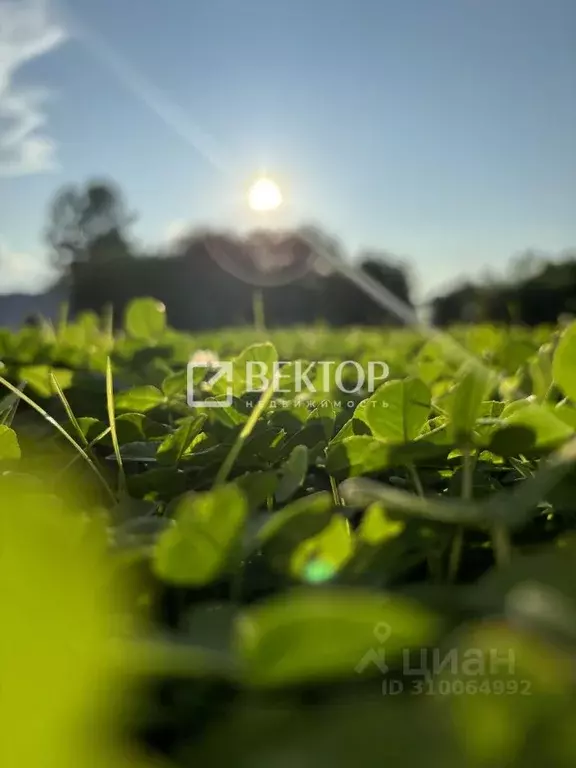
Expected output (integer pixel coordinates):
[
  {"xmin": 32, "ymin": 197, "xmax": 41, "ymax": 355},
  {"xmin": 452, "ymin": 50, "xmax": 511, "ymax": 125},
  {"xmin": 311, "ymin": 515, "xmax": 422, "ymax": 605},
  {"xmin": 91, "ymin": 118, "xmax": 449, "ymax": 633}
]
[{"xmin": 187, "ymin": 361, "xmax": 233, "ymax": 407}]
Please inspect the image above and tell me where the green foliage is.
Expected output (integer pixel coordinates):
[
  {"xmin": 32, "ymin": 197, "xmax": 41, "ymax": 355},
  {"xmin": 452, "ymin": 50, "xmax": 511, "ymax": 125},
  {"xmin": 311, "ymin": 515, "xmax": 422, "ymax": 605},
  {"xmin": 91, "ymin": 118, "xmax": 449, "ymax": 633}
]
[
  {"xmin": 291, "ymin": 516, "xmax": 354, "ymax": 581},
  {"xmin": 2, "ymin": 309, "xmax": 576, "ymax": 766},
  {"xmin": 235, "ymin": 588, "xmax": 441, "ymax": 687},
  {"xmin": 154, "ymin": 484, "xmax": 248, "ymax": 585},
  {"xmin": 0, "ymin": 484, "xmax": 139, "ymax": 768},
  {"xmin": 447, "ymin": 362, "xmax": 495, "ymax": 443},
  {"xmin": 124, "ymin": 297, "xmax": 167, "ymax": 340},
  {"xmin": 257, "ymin": 493, "xmax": 334, "ymax": 573},
  {"xmin": 0, "ymin": 424, "xmax": 20, "ymax": 459},
  {"xmin": 326, "ymin": 435, "xmax": 390, "ymax": 477},
  {"xmin": 362, "ymin": 377, "xmax": 431, "ymax": 442},
  {"xmin": 156, "ymin": 415, "xmax": 207, "ymax": 465},
  {"xmin": 115, "ymin": 385, "xmax": 167, "ymax": 412},
  {"xmin": 275, "ymin": 444, "xmax": 309, "ymax": 502},
  {"xmin": 553, "ymin": 320, "xmax": 576, "ymax": 401},
  {"xmin": 500, "ymin": 403, "xmax": 574, "ymax": 451}
]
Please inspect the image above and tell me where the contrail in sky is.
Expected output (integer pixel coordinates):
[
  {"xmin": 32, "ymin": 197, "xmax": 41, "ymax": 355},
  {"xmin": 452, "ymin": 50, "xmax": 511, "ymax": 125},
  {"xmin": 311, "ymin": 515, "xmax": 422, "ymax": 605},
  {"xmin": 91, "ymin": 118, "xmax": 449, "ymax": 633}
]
[{"xmin": 57, "ymin": 1, "xmax": 232, "ymax": 175}]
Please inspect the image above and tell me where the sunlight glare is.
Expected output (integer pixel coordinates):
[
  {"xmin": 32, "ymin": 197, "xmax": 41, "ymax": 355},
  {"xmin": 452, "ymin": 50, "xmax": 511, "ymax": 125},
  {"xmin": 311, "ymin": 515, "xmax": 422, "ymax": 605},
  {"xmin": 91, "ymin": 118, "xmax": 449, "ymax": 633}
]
[{"xmin": 248, "ymin": 177, "xmax": 283, "ymax": 212}]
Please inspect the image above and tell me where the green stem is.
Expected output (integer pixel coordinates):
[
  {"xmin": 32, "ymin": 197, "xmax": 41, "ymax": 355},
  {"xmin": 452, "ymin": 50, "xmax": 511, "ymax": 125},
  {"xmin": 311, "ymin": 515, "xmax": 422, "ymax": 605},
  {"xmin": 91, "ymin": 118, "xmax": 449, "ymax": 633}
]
[
  {"xmin": 484, "ymin": 452, "xmax": 514, "ymax": 568},
  {"xmin": 330, "ymin": 475, "xmax": 343, "ymax": 506},
  {"xmin": 252, "ymin": 289, "xmax": 266, "ymax": 333},
  {"xmin": 416, "ymin": 423, "xmax": 447, "ymax": 441},
  {"xmin": 461, "ymin": 446, "xmax": 474, "ymax": 501},
  {"xmin": 447, "ymin": 528, "xmax": 464, "ymax": 583},
  {"xmin": 407, "ymin": 462, "xmax": 440, "ymax": 582},
  {"xmin": 407, "ymin": 463, "xmax": 424, "ymax": 497},
  {"xmin": 214, "ymin": 380, "xmax": 276, "ymax": 487},
  {"xmin": 106, "ymin": 357, "xmax": 126, "ymax": 496},
  {"xmin": 492, "ymin": 523, "xmax": 512, "ymax": 567},
  {"xmin": 542, "ymin": 382, "xmax": 555, "ymax": 404},
  {"xmin": 448, "ymin": 445, "xmax": 474, "ymax": 582}
]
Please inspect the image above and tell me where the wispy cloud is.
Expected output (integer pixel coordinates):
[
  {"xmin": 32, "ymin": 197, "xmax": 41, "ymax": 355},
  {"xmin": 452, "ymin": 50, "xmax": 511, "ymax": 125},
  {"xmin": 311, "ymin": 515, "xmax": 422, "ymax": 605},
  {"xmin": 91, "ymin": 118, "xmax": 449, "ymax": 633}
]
[
  {"xmin": 0, "ymin": 0, "xmax": 66, "ymax": 176},
  {"xmin": 0, "ymin": 240, "xmax": 56, "ymax": 292}
]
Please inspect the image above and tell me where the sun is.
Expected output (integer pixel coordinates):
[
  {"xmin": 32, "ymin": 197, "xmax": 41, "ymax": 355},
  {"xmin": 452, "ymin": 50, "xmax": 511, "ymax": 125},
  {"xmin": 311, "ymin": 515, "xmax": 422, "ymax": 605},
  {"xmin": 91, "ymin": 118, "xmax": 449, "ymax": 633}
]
[{"xmin": 248, "ymin": 177, "xmax": 283, "ymax": 212}]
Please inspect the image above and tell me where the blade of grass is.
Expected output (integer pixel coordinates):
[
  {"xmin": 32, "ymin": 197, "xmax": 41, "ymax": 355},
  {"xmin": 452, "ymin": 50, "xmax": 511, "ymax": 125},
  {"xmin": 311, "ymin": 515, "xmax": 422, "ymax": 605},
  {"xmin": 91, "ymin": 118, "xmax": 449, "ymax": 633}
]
[
  {"xmin": 216, "ymin": 380, "xmax": 277, "ymax": 604},
  {"xmin": 55, "ymin": 425, "xmax": 112, "ymax": 481},
  {"xmin": 214, "ymin": 380, "xmax": 276, "ymax": 487},
  {"xmin": 329, "ymin": 475, "xmax": 343, "ymax": 506},
  {"xmin": 50, "ymin": 372, "xmax": 89, "ymax": 449},
  {"xmin": 0, "ymin": 381, "xmax": 26, "ymax": 426},
  {"xmin": 0, "ymin": 373, "xmax": 116, "ymax": 503},
  {"xmin": 106, "ymin": 357, "xmax": 126, "ymax": 495}
]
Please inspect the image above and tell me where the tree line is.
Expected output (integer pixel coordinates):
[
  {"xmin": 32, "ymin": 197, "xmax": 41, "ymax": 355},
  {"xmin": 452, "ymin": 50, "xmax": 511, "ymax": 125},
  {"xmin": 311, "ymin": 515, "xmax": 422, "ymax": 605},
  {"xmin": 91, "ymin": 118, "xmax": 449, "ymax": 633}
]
[
  {"xmin": 43, "ymin": 179, "xmax": 575, "ymax": 329},
  {"xmin": 431, "ymin": 252, "xmax": 576, "ymax": 326}
]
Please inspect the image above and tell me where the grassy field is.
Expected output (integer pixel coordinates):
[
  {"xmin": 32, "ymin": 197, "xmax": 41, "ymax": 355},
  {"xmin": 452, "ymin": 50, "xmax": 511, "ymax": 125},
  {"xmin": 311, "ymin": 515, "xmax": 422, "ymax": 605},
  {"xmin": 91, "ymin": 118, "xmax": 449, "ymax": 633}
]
[{"xmin": 2, "ymin": 298, "xmax": 576, "ymax": 767}]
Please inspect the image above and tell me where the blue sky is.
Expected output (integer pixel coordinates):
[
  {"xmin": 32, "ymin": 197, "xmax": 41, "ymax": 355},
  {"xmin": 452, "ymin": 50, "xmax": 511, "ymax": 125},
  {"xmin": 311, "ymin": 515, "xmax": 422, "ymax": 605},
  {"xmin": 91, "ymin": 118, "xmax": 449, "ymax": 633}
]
[{"xmin": 1, "ymin": 0, "xmax": 575, "ymax": 298}]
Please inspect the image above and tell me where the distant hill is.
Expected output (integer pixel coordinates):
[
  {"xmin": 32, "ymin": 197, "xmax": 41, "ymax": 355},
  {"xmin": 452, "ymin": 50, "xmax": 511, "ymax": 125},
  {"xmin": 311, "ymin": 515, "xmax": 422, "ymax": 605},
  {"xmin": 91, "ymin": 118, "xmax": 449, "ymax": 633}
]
[{"xmin": 0, "ymin": 283, "xmax": 69, "ymax": 329}]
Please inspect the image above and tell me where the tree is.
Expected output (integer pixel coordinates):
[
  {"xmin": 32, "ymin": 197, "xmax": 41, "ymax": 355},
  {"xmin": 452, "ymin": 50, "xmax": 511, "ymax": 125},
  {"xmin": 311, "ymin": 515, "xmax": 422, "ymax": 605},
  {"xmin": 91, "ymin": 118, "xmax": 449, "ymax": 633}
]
[
  {"xmin": 431, "ymin": 282, "xmax": 484, "ymax": 325},
  {"xmin": 356, "ymin": 251, "xmax": 413, "ymax": 325},
  {"xmin": 46, "ymin": 180, "xmax": 135, "ymax": 268},
  {"xmin": 508, "ymin": 249, "xmax": 548, "ymax": 283}
]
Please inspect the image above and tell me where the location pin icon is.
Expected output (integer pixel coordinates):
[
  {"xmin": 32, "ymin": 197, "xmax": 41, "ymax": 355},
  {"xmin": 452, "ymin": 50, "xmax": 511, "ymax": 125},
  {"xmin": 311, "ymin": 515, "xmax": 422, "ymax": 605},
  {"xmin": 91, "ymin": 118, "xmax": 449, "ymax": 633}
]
[{"xmin": 374, "ymin": 622, "xmax": 392, "ymax": 644}]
